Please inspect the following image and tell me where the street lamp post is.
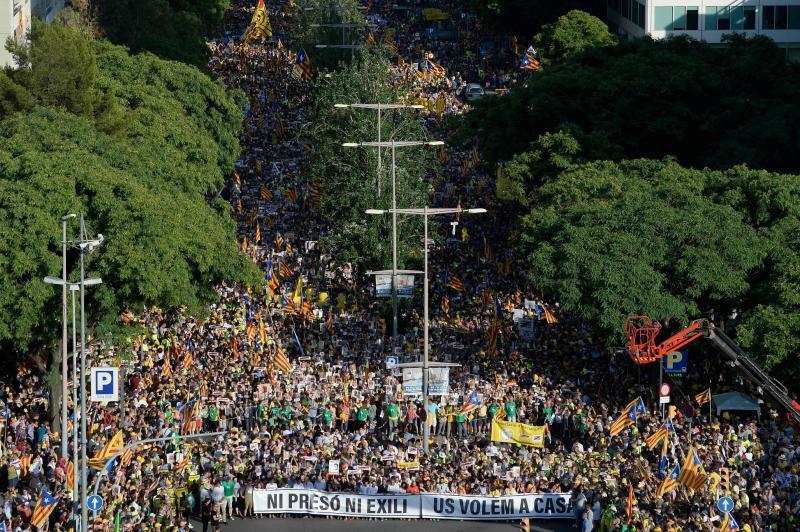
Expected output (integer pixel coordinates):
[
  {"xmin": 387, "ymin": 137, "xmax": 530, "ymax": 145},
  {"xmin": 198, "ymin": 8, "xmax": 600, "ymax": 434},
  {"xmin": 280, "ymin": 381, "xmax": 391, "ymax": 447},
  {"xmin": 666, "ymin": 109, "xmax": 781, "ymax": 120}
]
[
  {"xmin": 346, "ymin": 139, "xmax": 441, "ymax": 337},
  {"xmin": 43, "ymin": 213, "xmax": 75, "ymax": 460},
  {"xmin": 335, "ymin": 103, "xmax": 424, "ymax": 196},
  {"xmin": 77, "ymin": 215, "xmax": 104, "ymax": 532},
  {"xmin": 366, "ymin": 206, "xmax": 486, "ymax": 453},
  {"xmin": 312, "ymin": 22, "xmax": 374, "ymax": 63}
]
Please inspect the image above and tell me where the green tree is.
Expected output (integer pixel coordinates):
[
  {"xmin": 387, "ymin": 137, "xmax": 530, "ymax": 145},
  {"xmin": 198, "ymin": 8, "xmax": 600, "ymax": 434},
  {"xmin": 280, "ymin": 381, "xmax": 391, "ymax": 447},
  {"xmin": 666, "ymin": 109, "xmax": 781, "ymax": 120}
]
[
  {"xmin": 95, "ymin": 0, "xmax": 230, "ymax": 67},
  {"xmin": 460, "ymin": 35, "xmax": 800, "ymax": 174},
  {"xmin": 517, "ymin": 158, "xmax": 767, "ymax": 336},
  {"xmin": 288, "ymin": 0, "xmax": 366, "ymax": 69},
  {"xmin": 305, "ymin": 51, "xmax": 434, "ymax": 270},
  {"xmin": 534, "ymin": 10, "xmax": 616, "ymax": 64}
]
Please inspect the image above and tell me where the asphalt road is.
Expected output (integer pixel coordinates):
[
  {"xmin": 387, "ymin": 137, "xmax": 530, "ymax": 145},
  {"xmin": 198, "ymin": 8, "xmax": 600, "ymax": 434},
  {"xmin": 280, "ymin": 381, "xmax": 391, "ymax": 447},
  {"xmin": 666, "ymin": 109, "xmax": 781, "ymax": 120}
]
[{"xmin": 190, "ymin": 517, "xmax": 575, "ymax": 532}]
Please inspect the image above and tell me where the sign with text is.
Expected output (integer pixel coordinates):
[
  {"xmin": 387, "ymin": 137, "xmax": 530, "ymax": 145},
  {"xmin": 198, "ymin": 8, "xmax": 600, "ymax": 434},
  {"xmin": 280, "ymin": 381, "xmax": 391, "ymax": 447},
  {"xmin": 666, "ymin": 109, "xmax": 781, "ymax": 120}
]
[
  {"xmin": 402, "ymin": 367, "xmax": 449, "ymax": 396},
  {"xmin": 90, "ymin": 367, "xmax": 119, "ymax": 402},
  {"xmin": 420, "ymin": 493, "xmax": 572, "ymax": 520},
  {"xmin": 252, "ymin": 489, "xmax": 573, "ymax": 520},
  {"xmin": 490, "ymin": 420, "xmax": 546, "ymax": 448},
  {"xmin": 662, "ymin": 350, "xmax": 688, "ymax": 374},
  {"xmin": 253, "ymin": 489, "xmax": 418, "ymax": 518},
  {"xmin": 375, "ymin": 274, "xmax": 415, "ymax": 298}
]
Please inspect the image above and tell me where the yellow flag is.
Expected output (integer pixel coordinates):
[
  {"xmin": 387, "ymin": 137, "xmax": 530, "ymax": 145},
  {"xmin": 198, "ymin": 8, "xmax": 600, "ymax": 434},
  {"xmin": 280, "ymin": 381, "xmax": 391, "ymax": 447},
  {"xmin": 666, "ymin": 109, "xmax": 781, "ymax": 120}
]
[
  {"xmin": 318, "ymin": 292, "xmax": 329, "ymax": 304},
  {"xmin": 293, "ymin": 276, "xmax": 303, "ymax": 305}
]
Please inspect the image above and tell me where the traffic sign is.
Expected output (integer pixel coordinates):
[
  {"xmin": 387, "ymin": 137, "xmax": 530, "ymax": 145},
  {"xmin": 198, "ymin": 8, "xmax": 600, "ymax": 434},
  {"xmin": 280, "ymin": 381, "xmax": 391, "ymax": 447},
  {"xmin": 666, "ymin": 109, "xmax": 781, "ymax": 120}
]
[
  {"xmin": 659, "ymin": 383, "xmax": 671, "ymax": 397},
  {"xmin": 87, "ymin": 494, "xmax": 104, "ymax": 512},
  {"xmin": 385, "ymin": 356, "xmax": 398, "ymax": 369},
  {"xmin": 91, "ymin": 367, "xmax": 119, "ymax": 402},
  {"xmin": 659, "ymin": 395, "xmax": 670, "ymax": 404},
  {"xmin": 717, "ymin": 495, "xmax": 734, "ymax": 514}
]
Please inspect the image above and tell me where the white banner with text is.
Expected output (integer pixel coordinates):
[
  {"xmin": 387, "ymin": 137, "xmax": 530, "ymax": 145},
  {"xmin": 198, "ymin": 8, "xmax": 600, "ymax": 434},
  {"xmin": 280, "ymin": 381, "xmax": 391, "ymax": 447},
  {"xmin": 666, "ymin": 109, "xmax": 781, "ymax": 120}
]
[{"xmin": 253, "ymin": 489, "xmax": 573, "ymax": 520}]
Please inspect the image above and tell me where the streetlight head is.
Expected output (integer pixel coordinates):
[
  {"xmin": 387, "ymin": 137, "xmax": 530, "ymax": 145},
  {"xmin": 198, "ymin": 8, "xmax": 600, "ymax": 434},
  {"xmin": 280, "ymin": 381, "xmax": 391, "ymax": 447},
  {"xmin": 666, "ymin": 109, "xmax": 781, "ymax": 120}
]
[
  {"xmin": 467, "ymin": 208, "xmax": 487, "ymax": 214},
  {"xmin": 365, "ymin": 209, "xmax": 385, "ymax": 215},
  {"xmin": 427, "ymin": 141, "xmax": 445, "ymax": 146},
  {"xmin": 410, "ymin": 105, "xmax": 425, "ymax": 109},
  {"xmin": 62, "ymin": 213, "xmax": 76, "ymax": 221},
  {"xmin": 315, "ymin": 45, "xmax": 328, "ymax": 48},
  {"xmin": 44, "ymin": 276, "xmax": 64, "ymax": 285},
  {"xmin": 342, "ymin": 143, "xmax": 360, "ymax": 148},
  {"xmin": 334, "ymin": 104, "xmax": 350, "ymax": 108}
]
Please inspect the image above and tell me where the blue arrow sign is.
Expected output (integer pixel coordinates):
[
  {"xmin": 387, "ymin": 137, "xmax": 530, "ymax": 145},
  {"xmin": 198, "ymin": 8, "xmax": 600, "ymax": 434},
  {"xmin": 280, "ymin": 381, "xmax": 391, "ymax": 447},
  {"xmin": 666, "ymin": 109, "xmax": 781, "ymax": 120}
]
[
  {"xmin": 717, "ymin": 496, "xmax": 734, "ymax": 514},
  {"xmin": 87, "ymin": 494, "xmax": 104, "ymax": 512}
]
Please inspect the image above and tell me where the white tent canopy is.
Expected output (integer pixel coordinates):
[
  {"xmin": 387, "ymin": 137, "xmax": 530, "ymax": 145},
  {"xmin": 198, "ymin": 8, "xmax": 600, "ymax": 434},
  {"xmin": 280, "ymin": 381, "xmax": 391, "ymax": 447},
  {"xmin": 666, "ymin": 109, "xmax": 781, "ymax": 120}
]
[{"xmin": 713, "ymin": 391, "xmax": 761, "ymax": 418}]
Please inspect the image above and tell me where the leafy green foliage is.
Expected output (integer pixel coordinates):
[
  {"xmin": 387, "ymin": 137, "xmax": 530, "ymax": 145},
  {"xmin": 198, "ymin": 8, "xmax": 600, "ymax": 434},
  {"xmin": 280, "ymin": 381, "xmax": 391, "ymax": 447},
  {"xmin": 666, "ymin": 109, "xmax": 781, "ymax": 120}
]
[
  {"xmin": 95, "ymin": 0, "xmax": 230, "ymax": 68},
  {"xmin": 287, "ymin": 0, "xmax": 366, "ymax": 69},
  {"xmin": 0, "ymin": 108, "xmax": 258, "ymax": 350},
  {"xmin": 306, "ymin": 51, "xmax": 434, "ymax": 269},
  {"xmin": 518, "ymin": 158, "xmax": 768, "ymax": 336},
  {"xmin": 0, "ymin": 25, "xmax": 256, "ymax": 353},
  {"xmin": 461, "ymin": 35, "xmax": 800, "ymax": 174},
  {"xmin": 533, "ymin": 10, "xmax": 616, "ymax": 64}
]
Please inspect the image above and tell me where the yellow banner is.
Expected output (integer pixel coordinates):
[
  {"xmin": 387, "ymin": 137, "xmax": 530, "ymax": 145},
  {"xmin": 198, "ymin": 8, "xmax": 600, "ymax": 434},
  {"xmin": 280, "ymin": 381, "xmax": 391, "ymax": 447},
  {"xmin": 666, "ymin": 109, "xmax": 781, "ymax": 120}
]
[
  {"xmin": 398, "ymin": 461, "xmax": 420, "ymax": 470},
  {"xmin": 491, "ymin": 420, "xmax": 546, "ymax": 448},
  {"xmin": 423, "ymin": 8, "xmax": 449, "ymax": 21}
]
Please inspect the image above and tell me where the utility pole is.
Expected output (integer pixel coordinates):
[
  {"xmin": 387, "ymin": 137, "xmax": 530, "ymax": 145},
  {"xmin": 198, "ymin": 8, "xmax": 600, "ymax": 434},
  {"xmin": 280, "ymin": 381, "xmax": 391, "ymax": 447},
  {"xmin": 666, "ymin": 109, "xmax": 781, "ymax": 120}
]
[
  {"xmin": 366, "ymin": 205, "xmax": 486, "ymax": 453},
  {"xmin": 44, "ymin": 213, "xmax": 75, "ymax": 460}
]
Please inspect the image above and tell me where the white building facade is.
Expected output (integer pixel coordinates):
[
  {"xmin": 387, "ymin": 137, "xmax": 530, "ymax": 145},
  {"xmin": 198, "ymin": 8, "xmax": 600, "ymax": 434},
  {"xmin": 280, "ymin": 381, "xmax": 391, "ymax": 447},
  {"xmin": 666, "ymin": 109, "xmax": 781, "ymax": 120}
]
[
  {"xmin": 608, "ymin": 0, "xmax": 800, "ymax": 59},
  {"xmin": 0, "ymin": 0, "xmax": 64, "ymax": 67},
  {"xmin": 0, "ymin": 0, "xmax": 31, "ymax": 67}
]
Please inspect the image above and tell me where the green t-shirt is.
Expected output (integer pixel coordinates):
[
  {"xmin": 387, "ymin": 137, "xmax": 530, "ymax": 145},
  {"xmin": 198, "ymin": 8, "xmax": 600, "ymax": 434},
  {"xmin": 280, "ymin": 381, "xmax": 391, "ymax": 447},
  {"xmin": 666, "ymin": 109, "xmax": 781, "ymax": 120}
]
[
  {"xmin": 322, "ymin": 409, "xmax": 333, "ymax": 423},
  {"xmin": 357, "ymin": 407, "xmax": 369, "ymax": 421},
  {"xmin": 505, "ymin": 401, "xmax": 517, "ymax": 417},
  {"xmin": 222, "ymin": 479, "xmax": 235, "ymax": 497},
  {"xmin": 387, "ymin": 404, "xmax": 399, "ymax": 420},
  {"xmin": 209, "ymin": 406, "xmax": 219, "ymax": 421},
  {"xmin": 257, "ymin": 404, "xmax": 266, "ymax": 420},
  {"xmin": 455, "ymin": 413, "xmax": 466, "ymax": 423},
  {"xmin": 281, "ymin": 405, "xmax": 291, "ymax": 419},
  {"xmin": 488, "ymin": 405, "xmax": 500, "ymax": 419}
]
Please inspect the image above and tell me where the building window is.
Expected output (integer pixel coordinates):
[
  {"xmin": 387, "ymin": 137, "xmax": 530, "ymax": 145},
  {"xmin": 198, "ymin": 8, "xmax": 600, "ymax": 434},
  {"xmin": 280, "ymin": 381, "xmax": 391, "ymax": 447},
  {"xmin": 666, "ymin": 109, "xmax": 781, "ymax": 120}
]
[
  {"xmin": 761, "ymin": 6, "xmax": 800, "ymax": 30},
  {"xmin": 790, "ymin": 6, "xmax": 800, "ymax": 29},
  {"xmin": 717, "ymin": 6, "xmax": 731, "ymax": 29},
  {"xmin": 655, "ymin": 6, "xmax": 673, "ymax": 30},
  {"xmin": 673, "ymin": 6, "xmax": 687, "ymax": 29},
  {"xmin": 705, "ymin": 7, "xmax": 717, "ymax": 30},
  {"xmin": 687, "ymin": 7, "xmax": 699, "ymax": 30},
  {"xmin": 638, "ymin": 2, "xmax": 645, "ymax": 28},
  {"xmin": 744, "ymin": 6, "xmax": 756, "ymax": 29}
]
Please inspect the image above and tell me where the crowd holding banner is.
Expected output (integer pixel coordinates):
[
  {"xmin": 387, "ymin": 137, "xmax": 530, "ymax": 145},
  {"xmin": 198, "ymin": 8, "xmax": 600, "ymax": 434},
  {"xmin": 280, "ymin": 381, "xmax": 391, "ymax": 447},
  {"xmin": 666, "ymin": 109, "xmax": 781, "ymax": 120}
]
[{"xmin": 0, "ymin": 0, "xmax": 799, "ymax": 531}]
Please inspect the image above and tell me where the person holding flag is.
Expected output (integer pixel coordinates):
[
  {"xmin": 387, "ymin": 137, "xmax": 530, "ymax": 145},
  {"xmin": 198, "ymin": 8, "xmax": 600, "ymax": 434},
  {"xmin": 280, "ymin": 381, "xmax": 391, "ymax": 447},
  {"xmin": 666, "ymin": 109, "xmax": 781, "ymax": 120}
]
[{"xmin": 30, "ymin": 489, "xmax": 58, "ymax": 529}]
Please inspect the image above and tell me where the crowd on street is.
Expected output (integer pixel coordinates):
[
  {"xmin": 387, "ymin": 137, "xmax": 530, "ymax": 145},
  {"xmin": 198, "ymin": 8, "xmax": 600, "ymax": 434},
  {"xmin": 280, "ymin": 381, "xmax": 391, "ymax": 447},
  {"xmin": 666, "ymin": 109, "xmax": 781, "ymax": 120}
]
[{"xmin": 0, "ymin": 0, "xmax": 799, "ymax": 531}]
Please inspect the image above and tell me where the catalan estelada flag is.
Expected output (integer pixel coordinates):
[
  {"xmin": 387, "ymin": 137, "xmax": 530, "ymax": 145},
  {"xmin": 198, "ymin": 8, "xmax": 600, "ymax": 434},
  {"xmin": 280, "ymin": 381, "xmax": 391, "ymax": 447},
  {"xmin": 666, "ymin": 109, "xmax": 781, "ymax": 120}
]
[
  {"xmin": 610, "ymin": 397, "xmax": 646, "ymax": 437},
  {"xmin": 244, "ymin": 0, "xmax": 272, "ymax": 45},
  {"xmin": 88, "ymin": 430, "xmax": 124, "ymax": 469},
  {"xmin": 695, "ymin": 388, "xmax": 711, "ymax": 406},
  {"xmin": 442, "ymin": 295, "xmax": 450, "ymax": 317},
  {"xmin": 292, "ymin": 48, "xmax": 313, "ymax": 80},
  {"xmin": 31, "ymin": 489, "xmax": 58, "ymax": 529},
  {"xmin": 520, "ymin": 46, "xmax": 541, "ymax": 71},
  {"xmin": 446, "ymin": 275, "xmax": 465, "ymax": 292},
  {"xmin": 459, "ymin": 391, "xmax": 480, "ymax": 415},
  {"xmin": 677, "ymin": 447, "xmax": 707, "ymax": 491},
  {"xmin": 720, "ymin": 513, "xmax": 740, "ymax": 531},
  {"xmin": 274, "ymin": 347, "xmax": 293, "ymax": 374},
  {"xmin": 656, "ymin": 463, "xmax": 681, "ymax": 498},
  {"xmin": 67, "ymin": 461, "xmax": 74, "ymax": 492},
  {"xmin": 645, "ymin": 419, "xmax": 674, "ymax": 450}
]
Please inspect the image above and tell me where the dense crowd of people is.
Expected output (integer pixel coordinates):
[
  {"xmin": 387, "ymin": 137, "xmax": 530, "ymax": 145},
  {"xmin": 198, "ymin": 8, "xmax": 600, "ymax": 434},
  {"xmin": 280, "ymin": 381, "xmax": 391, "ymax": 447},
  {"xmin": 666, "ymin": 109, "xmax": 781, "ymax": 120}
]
[{"xmin": 1, "ymin": 0, "xmax": 799, "ymax": 531}]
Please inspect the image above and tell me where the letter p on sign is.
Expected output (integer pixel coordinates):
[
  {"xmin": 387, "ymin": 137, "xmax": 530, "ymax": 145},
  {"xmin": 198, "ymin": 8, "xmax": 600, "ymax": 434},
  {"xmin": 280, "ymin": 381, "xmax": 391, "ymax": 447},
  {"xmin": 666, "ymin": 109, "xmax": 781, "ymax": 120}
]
[
  {"xmin": 91, "ymin": 367, "xmax": 119, "ymax": 402},
  {"xmin": 662, "ymin": 350, "xmax": 688, "ymax": 374}
]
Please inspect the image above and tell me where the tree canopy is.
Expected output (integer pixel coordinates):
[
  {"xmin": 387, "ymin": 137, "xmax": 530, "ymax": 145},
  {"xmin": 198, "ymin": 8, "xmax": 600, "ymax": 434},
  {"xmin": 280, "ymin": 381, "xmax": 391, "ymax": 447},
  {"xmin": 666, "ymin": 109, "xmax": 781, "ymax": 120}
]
[
  {"xmin": 533, "ymin": 10, "xmax": 616, "ymax": 64},
  {"xmin": 304, "ymin": 51, "xmax": 435, "ymax": 270},
  {"xmin": 460, "ymin": 35, "xmax": 800, "ymax": 174},
  {"xmin": 0, "ymin": 23, "xmax": 256, "ymax": 354}
]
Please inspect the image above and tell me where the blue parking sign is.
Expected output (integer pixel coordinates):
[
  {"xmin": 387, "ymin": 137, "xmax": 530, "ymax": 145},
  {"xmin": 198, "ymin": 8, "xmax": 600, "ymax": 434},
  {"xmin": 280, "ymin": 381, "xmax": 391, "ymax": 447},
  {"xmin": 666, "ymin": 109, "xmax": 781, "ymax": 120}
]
[
  {"xmin": 662, "ymin": 350, "xmax": 688, "ymax": 375},
  {"xmin": 91, "ymin": 367, "xmax": 119, "ymax": 402}
]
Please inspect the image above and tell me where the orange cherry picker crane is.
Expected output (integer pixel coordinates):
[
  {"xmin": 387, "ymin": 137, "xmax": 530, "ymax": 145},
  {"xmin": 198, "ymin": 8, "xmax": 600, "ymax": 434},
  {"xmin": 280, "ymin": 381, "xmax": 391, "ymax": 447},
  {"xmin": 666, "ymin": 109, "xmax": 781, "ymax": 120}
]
[{"xmin": 624, "ymin": 316, "xmax": 800, "ymax": 423}]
